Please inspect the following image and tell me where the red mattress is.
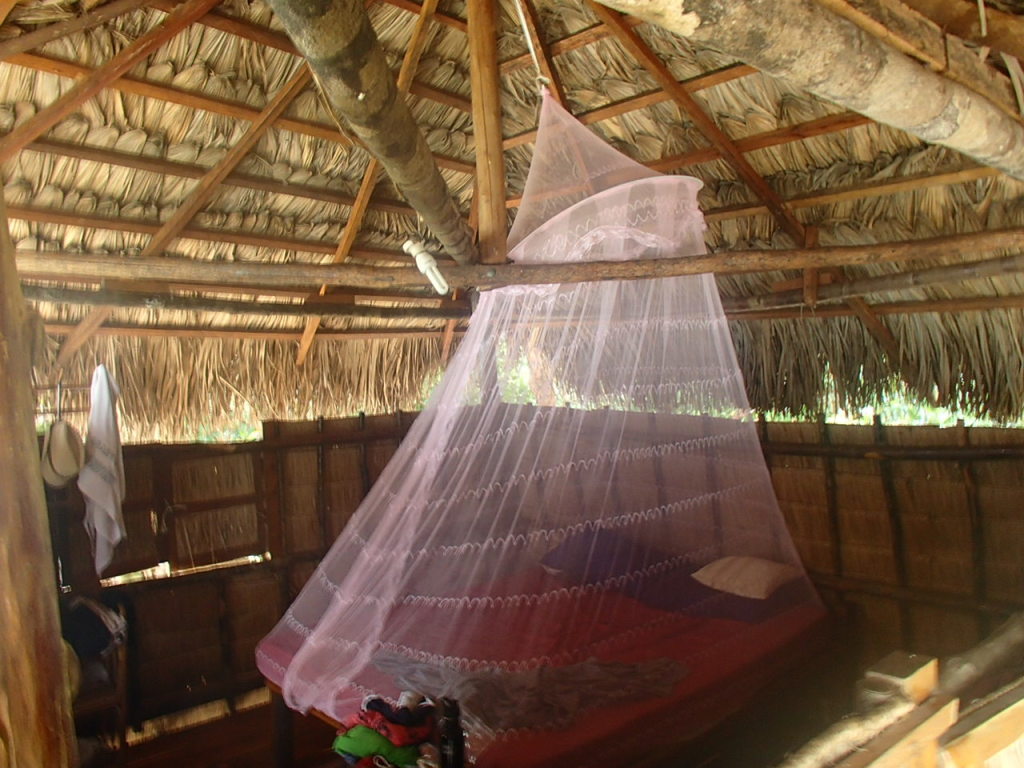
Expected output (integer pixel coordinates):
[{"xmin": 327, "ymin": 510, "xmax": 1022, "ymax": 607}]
[{"xmin": 260, "ymin": 566, "xmax": 827, "ymax": 767}]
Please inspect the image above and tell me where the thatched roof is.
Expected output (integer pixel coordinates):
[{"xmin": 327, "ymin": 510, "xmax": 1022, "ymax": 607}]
[{"xmin": 3, "ymin": 0, "xmax": 1024, "ymax": 441}]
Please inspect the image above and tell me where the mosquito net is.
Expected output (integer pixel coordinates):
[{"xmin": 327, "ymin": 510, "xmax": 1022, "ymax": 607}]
[{"xmin": 257, "ymin": 91, "xmax": 821, "ymax": 755}]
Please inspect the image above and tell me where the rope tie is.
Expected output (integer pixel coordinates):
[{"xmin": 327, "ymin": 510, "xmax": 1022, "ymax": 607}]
[{"xmin": 513, "ymin": 0, "xmax": 550, "ymax": 91}]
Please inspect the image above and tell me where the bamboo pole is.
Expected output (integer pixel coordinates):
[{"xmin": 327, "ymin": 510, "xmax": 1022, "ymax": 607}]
[
  {"xmin": 0, "ymin": 199, "xmax": 77, "ymax": 767},
  {"xmin": 263, "ymin": 0, "xmax": 476, "ymax": 264},
  {"xmin": 589, "ymin": 0, "xmax": 1024, "ymax": 181}
]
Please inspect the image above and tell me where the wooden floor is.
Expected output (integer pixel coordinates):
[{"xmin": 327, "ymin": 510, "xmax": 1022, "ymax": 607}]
[{"xmin": 122, "ymin": 705, "xmax": 340, "ymax": 768}]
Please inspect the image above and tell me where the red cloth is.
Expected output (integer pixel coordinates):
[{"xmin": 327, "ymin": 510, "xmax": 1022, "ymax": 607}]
[{"xmin": 341, "ymin": 707, "xmax": 435, "ymax": 748}]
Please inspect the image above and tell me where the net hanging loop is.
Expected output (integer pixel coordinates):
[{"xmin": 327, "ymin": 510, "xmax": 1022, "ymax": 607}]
[{"xmin": 513, "ymin": 0, "xmax": 551, "ymax": 92}]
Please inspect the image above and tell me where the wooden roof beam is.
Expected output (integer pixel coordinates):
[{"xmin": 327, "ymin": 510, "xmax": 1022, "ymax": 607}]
[
  {"xmin": 6, "ymin": 52, "xmax": 475, "ymax": 175},
  {"xmin": 590, "ymin": 0, "xmax": 1024, "ymax": 180},
  {"xmin": 499, "ymin": 16, "xmax": 644, "ymax": 74},
  {"xmin": 731, "ymin": 294, "xmax": 1024, "ymax": 321},
  {"xmin": 502, "ymin": 64, "xmax": 757, "ymax": 150},
  {"xmin": 141, "ymin": 66, "xmax": 312, "ymax": 259},
  {"xmin": 54, "ymin": 65, "xmax": 313, "ymax": 366},
  {"xmin": 23, "ymin": 139, "xmax": 415, "ymax": 217},
  {"xmin": 16, "ymin": 228, "xmax": 1024, "ymax": 292},
  {"xmin": 22, "ymin": 284, "xmax": 469, "ymax": 320},
  {"xmin": 18, "ymin": 272, "xmax": 461, "ymax": 305},
  {"xmin": 590, "ymin": 1, "xmax": 807, "ymax": 244},
  {"xmin": 0, "ymin": 0, "xmax": 151, "ymax": 59},
  {"xmin": 900, "ymin": 0, "xmax": 1024, "ymax": 63},
  {"xmin": 0, "ymin": 0, "xmax": 220, "ymax": 164},
  {"xmin": 6, "ymin": 204, "xmax": 412, "ymax": 262},
  {"xmin": 0, "ymin": 0, "xmax": 19, "ymax": 25},
  {"xmin": 44, "ymin": 322, "xmax": 465, "ymax": 342},
  {"xmin": 296, "ymin": 0, "xmax": 443, "ymax": 364},
  {"xmin": 265, "ymin": 0, "xmax": 475, "ymax": 264}
]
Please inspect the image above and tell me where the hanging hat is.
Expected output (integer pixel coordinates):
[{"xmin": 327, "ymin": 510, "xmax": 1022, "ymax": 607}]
[{"xmin": 40, "ymin": 420, "xmax": 84, "ymax": 488}]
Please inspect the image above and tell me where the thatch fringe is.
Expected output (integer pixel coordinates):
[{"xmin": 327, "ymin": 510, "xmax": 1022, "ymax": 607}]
[{"xmin": 34, "ymin": 334, "xmax": 445, "ymax": 442}]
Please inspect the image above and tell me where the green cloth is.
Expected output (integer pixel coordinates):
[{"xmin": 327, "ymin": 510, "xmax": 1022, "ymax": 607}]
[{"xmin": 332, "ymin": 725, "xmax": 421, "ymax": 766}]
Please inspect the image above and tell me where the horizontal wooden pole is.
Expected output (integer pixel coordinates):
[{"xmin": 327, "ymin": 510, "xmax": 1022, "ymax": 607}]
[
  {"xmin": 6, "ymin": 205, "xmax": 410, "ymax": 262},
  {"xmin": 15, "ymin": 228, "xmax": 1024, "ymax": 292},
  {"xmin": 23, "ymin": 139, "xmax": 415, "ymax": 217},
  {"xmin": 21, "ymin": 285, "xmax": 469, "ymax": 319},
  {"xmin": 499, "ymin": 17, "xmax": 643, "ymax": 73},
  {"xmin": 729, "ymin": 251, "xmax": 1024, "ymax": 311},
  {"xmin": 0, "ymin": 0, "xmax": 149, "ymax": 60},
  {"xmin": 765, "ymin": 440, "xmax": 1024, "ymax": 461},
  {"xmin": 730, "ymin": 293, "xmax": 1024, "ymax": 320},
  {"xmin": 43, "ymin": 322, "xmax": 463, "ymax": 342}
]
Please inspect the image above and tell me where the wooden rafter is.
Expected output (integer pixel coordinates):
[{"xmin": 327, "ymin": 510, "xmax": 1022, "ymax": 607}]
[
  {"xmin": 17, "ymin": 229, "xmax": 1024, "ymax": 292},
  {"xmin": 37, "ymin": 292, "xmax": 1024, "ymax": 347},
  {"xmin": 590, "ymin": 1, "xmax": 807, "ymax": 244},
  {"xmin": 467, "ymin": 0, "xmax": 508, "ymax": 264},
  {"xmin": 0, "ymin": 0, "xmax": 221, "ymax": 164},
  {"xmin": 56, "ymin": 64, "xmax": 313, "ymax": 365},
  {"xmin": 23, "ymin": 139, "xmax": 415, "ymax": 217},
  {"xmin": 0, "ymin": 0, "xmax": 150, "ymax": 60},
  {"xmin": 6, "ymin": 205, "xmax": 411, "ymax": 261},
  {"xmin": 499, "ymin": 17, "xmax": 643, "ymax": 73},
  {"xmin": 45, "ymin": 322, "xmax": 465, "ymax": 342},
  {"xmin": 0, "ymin": 0, "xmax": 19, "ymax": 26},
  {"xmin": 502, "ymin": 64, "xmax": 757, "ymax": 150},
  {"xmin": 296, "ymin": 0, "xmax": 441, "ymax": 365},
  {"xmin": 17, "ymin": 273, "xmax": 461, "ymax": 306},
  {"xmin": 6, "ymin": 52, "xmax": 476, "ymax": 175},
  {"xmin": 141, "ymin": 65, "xmax": 312, "ymax": 260},
  {"xmin": 22, "ymin": 285, "xmax": 469, "ymax": 320}
]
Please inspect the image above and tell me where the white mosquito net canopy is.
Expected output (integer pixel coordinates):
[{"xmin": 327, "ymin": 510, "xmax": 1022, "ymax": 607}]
[{"xmin": 258, "ymin": 91, "xmax": 821, "ymax": 753}]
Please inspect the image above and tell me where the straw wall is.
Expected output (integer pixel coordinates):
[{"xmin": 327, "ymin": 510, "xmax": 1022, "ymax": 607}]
[{"xmin": 46, "ymin": 412, "xmax": 1024, "ymax": 727}]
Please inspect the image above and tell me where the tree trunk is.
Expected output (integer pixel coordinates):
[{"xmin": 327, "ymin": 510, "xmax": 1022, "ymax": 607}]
[
  {"xmin": 264, "ymin": 0, "xmax": 476, "ymax": 264},
  {"xmin": 591, "ymin": 0, "xmax": 1024, "ymax": 181},
  {"xmin": 0, "ymin": 199, "xmax": 77, "ymax": 767}
]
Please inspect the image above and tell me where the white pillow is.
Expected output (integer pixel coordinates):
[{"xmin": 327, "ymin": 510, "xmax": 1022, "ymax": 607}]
[{"xmin": 691, "ymin": 556, "xmax": 802, "ymax": 600}]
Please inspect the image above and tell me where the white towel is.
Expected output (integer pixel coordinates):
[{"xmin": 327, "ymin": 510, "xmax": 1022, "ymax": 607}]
[{"xmin": 77, "ymin": 365, "xmax": 127, "ymax": 575}]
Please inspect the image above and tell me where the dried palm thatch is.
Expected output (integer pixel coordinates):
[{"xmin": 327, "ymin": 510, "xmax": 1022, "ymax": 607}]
[{"xmin": 3, "ymin": 0, "xmax": 1024, "ymax": 440}]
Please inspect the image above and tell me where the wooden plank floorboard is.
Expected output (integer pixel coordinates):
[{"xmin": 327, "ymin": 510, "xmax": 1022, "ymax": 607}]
[{"xmin": 123, "ymin": 703, "xmax": 340, "ymax": 768}]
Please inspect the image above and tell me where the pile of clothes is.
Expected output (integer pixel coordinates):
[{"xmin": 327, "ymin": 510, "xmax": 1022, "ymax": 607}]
[{"xmin": 333, "ymin": 691, "xmax": 438, "ymax": 767}]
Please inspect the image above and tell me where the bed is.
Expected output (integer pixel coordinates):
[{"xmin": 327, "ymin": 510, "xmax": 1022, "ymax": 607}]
[{"xmin": 260, "ymin": 555, "xmax": 827, "ymax": 767}]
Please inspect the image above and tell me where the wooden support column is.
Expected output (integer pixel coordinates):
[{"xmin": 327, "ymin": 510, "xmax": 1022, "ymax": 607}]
[
  {"xmin": 0, "ymin": 0, "xmax": 220, "ymax": 164},
  {"xmin": 467, "ymin": 0, "xmax": 508, "ymax": 264},
  {"xmin": 0, "ymin": 198, "xmax": 77, "ymax": 766},
  {"xmin": 265, "ymin": 0, "xmax": 475, "ymax": 263}
]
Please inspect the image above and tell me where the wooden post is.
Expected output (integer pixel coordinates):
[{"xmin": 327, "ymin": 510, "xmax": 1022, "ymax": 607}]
[
  {"xmin": 467, "ymin": 0, "xmax": 508, "ymax": 264},
  {"xmin": 264, "ymin": 0, "xmax": 475, "ymax": 264},
  {"xmin": 0, "ymin": 199, "xmax": 77, "ymax": 765}
]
